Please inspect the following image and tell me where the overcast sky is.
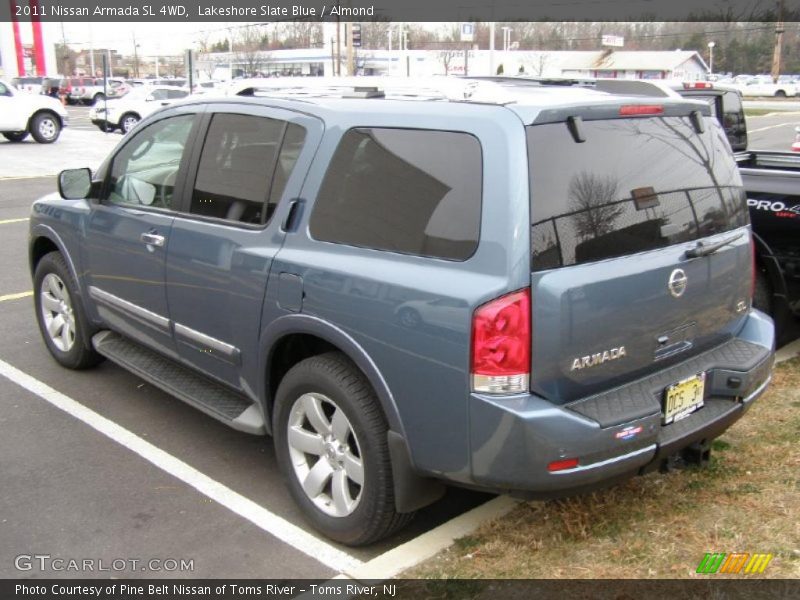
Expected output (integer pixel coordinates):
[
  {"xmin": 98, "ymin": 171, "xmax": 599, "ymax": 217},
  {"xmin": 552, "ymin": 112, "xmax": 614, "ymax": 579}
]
[{"xmin": 57, "ymin": 22, "xmax": 238, "ymax": 56}]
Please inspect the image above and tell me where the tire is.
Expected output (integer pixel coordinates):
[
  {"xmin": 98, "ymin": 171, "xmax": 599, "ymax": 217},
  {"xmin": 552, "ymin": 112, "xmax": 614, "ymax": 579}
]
[
  {"xmin": 29, "ymin": 112, "xmax": 61, "ymax": 143},
  {"xmin": 753, "ymin": 270, "xmax": 772, "ymax": 316},
  {"xmin": 33, "ymin": 252, "xmax": 103, "ymax": 370},
  {"xmin": 2, "ymin": 131, "xmax": 29, "ymax": 142},
  {"xmin": 120, "ymin": 113, "xmax": 140, "ymax": 134},
  {"xmin": 775, "ymin": 90, "xmax": 787, "ymax": 98},
  {"xmin": 398, "ymin": 308, "xmax": 421, "ymax": 329},
  {"xmin": 273, "ymin": 352, "xmax": 413, "ymax": 546}
]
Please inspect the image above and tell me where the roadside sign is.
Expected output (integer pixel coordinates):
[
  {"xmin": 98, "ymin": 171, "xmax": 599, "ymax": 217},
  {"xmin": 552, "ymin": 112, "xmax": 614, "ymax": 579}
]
[
  {"xmin": 602, "ymin": 35, "xmax": 625, "ymax": 47},
  {"xmin": 460, "ymin": 23, "xmax": 475, "ymax": 43}
]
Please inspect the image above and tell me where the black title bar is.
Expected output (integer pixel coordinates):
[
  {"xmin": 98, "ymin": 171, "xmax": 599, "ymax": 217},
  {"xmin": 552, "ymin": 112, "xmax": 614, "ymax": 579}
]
[{"xmin": 1, "ymin": 0, "xmax": 799, "ymax": 22}]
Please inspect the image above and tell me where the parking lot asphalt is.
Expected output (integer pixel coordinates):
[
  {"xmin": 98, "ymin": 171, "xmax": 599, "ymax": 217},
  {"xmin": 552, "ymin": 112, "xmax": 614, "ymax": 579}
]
[{"xmin": 0, "ymin": 175, "xmax": 490, "ymax": 579}]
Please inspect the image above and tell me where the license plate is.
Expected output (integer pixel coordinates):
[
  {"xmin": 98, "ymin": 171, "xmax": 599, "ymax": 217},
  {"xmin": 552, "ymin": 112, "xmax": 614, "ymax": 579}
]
[{"xmin": 663, "ymin": 372, "xmax": 706, "ymax": 424}]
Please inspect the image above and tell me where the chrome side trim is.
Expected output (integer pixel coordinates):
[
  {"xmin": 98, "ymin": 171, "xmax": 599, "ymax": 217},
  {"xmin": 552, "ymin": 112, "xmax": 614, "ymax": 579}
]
[
  {"xmin": 174, "ymin": 322, "xmax": 240, "ymax": 362},
  {"xmin": 550, "ymin": 444, "xmax": 656, "ymax": 476},
  {"xmin": 88, "ymin": 286, "xmax": 170, "ymax": 331}
]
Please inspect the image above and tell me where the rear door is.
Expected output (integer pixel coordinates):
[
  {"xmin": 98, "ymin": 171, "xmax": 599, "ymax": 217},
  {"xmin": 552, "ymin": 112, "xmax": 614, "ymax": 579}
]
[
  {"xmin": 527, "ymin": 114, "xmax": 750, "ymax": 403},
  {"xmin": 165, "ymin": 104, "xmax": 321, "ymax": 390}
]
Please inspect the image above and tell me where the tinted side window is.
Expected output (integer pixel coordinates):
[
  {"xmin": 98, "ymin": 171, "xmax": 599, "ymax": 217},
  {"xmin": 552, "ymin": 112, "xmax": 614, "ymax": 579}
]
[
  {"xmin": 106, "ymin": 115, "xmax": 194, "ymax": 209},
  {"xmin": 309, "ymin": 128, "xmax": 482, "ymax": 261},
  {"xmin": 167, "ymin": 89, "xmax": 188, "ymax": 99},
  {"xmin": 190, "ymin": 114, "xmax": 305, "ymax": 224}
]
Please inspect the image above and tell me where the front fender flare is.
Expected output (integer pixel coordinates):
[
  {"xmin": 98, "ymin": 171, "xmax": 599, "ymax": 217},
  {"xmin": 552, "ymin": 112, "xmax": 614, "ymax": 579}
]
[{"xmin": 29, "ymin": 224, "xmax": 84, "ymax": 299}]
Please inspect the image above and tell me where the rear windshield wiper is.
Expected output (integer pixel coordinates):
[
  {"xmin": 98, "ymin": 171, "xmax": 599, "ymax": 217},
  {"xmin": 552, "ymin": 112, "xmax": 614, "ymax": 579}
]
[{"xmin": 685, "ymin": 231, "xmax": 744, "ymax": 259}]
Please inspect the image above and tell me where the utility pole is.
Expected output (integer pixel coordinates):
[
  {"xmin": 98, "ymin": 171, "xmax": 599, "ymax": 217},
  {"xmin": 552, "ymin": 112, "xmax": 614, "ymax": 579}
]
[
  {"xmin": 132, "ymin": 32, "xmax": 139, "ymax": 78},
  {"xmin": 335, "ymin": 8, "xmax": 341, "ymax": 76},
  {"xmin": 489, "ymin": 22, "xmax": 495, "ymax": 76},
  {"xmin": 346, "ymin": 22, "xmax": 354, "ymax": 76},
  {"xmin": 88, "ymin": 23, "xmax": 95, "ymax": 76},
  {"xmin": 771, "ymin": 0, "xmax": 785, "ymax": 83},
  {"xmin": 60, "ymin": 21, "xmax": 68, "ymax": 76}
]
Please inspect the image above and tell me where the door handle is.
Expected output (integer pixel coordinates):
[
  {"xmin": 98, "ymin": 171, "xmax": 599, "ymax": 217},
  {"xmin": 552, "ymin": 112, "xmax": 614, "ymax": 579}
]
[{"xmin": 140, "ymin": 232, "xmax": 165, "ymax": 247}]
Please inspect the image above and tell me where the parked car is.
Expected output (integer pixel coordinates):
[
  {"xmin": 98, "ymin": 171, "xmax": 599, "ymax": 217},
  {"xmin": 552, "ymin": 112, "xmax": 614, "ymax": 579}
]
[
  {"xmin": 41, "ymin": 76, "xmax": 70, "ymax": 100},
  {"xmin": 735, "ymin": 78, "xmax": 797, "ymax": 97},
  {"xmin": 10, "ymin": 75, "xmax": 45, "ymax": 95},
  {"xmin": 71, "ymin": 77, "xmax": 127, "ymax": 105},
  {"xmin": 29, "ymin": 78, "xmax": 774, "ymax": 545},
  {"xmin": 0, "ymin": 77, "xmax": 67, "ymax": 143},
  {"xmin": 88, "ymin": 85, "xmax": 189, "ymax": 133}
]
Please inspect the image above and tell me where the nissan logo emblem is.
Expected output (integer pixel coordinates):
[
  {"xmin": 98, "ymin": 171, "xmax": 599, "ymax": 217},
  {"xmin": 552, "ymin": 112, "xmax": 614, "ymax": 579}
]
[{"xmin": 668, "ymin": 268, "xmax": 688, "ymax": 298}]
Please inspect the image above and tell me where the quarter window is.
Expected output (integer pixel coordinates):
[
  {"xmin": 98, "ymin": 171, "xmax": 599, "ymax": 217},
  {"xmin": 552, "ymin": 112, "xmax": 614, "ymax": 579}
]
[
  {"xmin": 106, "ymin": 114, "xmax": 195, "ymax": 209},
  {"xmin": 189, "ymin": 114, "xmax": 306, "ymax": 225},
  {"xmin": 309, "ymin": 128, "xmax": 482, "ymax": 261}
]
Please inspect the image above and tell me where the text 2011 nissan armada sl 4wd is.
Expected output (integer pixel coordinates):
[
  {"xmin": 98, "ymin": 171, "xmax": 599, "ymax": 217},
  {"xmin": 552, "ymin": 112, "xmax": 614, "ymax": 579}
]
[{"xmin": 28, "ymin": 78, "xmax": 775, "ymax": 545}]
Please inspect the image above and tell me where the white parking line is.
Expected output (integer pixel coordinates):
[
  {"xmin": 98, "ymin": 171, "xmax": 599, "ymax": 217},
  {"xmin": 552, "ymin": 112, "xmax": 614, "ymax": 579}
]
[
  {"xmin": 343, "ymin": 495, "xmax": 519, "ymax": 581},
  {"xmin": 748, "ymin": 122, "xmax": 796, "ymax": 133},
  {"xmin": 0, "ymin": 358, "xmax": 363, "ymax": 574},
  {"xmin": 0, "ymin": 218, "xmax": 29, "ymax": 225},
  {"xmin": 0, "ymin": 291, "xmax": 33, "ymax": 302}
]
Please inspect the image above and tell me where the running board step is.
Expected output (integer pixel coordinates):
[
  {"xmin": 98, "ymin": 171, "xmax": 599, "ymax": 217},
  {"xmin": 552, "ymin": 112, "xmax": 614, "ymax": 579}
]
[{"xmin": 92, "ymin": 331, "xmax": 265, "ymax": 435}]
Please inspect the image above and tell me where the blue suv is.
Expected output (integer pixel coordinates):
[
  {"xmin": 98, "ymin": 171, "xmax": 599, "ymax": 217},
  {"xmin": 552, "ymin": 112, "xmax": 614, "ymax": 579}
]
[{"xmin": 29, "ymin": 79, "xmax": 775, "ymax": 545}]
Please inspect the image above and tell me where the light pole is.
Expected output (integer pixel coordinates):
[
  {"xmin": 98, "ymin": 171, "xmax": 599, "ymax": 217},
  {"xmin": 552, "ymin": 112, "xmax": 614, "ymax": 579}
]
[
  {"xmin": 707, "ymin": 41, "xmax": 715, "ymax": 75},
  {"xmin": 501, "ymin": 27, "xmax": 512, "ymax": 52}
]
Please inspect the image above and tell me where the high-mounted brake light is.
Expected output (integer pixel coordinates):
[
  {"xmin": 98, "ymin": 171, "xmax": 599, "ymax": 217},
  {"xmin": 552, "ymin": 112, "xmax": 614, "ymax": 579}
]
[
  {"xmin": 471, "ymin": 289, "xmax": 531, "ymax": 394},
  {"xmin": 619, "ymin": 105, "xmax": 664, "ymax": 116},
  {"xmin": 683, "ymin": 82, "xmax": 713, "ymax": 89}
]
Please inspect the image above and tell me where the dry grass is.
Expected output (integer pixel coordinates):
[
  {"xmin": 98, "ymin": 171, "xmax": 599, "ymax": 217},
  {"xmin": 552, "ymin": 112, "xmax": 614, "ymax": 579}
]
[{"xmin": 408, "ymin": 358, "xmax": 800, "ymax": 580}]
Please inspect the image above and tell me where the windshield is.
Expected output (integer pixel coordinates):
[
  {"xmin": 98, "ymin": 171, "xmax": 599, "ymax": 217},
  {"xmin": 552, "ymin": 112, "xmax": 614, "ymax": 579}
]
[{"xmin": 528, "ymin": 116, "xmax": 747, "ymax": 271}]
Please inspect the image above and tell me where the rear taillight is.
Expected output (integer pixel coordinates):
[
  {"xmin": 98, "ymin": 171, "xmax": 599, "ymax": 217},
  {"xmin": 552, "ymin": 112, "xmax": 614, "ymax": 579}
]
[
  {"xmin": 471, "ymin": 289, "xmax": 530, "ymax": 394},
  {"xmin": 619, "ymin": 104, "xmax": 664, "ymax": 116},
  {"xmin": 792, "ymin": 128, "xmax": 800, "ymax": 152}
]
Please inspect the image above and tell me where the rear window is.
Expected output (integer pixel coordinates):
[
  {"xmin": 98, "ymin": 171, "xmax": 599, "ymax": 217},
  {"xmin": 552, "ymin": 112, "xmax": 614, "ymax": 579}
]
[
  {"xmin": 528, "ymin": 116, "xmax": 747, "ymax": 271},
  {"xmin": 309, "ymin": 128, "xmax": 482, "ymax": 261}
]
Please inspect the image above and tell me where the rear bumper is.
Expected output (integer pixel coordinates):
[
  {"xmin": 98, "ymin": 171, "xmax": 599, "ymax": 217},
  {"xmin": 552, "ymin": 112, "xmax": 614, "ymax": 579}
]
[{"xmin": 466, "ymin": 310, "xmax": 774, "ymax": 497}]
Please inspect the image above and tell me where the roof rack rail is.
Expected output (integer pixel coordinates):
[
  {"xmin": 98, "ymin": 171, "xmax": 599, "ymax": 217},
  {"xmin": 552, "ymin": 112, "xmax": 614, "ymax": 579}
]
[
  {"xmin": 227, "ymin": 76, "xmax": 511, "ymax": 103},
  {"xmin": 462, "ymin": 75, "xmax": 679, "ymax": 98}
]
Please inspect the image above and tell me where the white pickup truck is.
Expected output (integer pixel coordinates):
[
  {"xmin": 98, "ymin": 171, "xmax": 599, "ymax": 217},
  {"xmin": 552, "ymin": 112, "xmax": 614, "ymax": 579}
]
[{"xmin": 0, "ymin": 78, "xmax": 68, "ymax": 143}]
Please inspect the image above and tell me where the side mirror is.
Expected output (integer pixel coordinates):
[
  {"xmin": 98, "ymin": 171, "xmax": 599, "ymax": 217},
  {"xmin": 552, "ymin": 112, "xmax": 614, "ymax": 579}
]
[{"xmin": 58, "ymin": 168, "xmax": 92, "ymax": 200}]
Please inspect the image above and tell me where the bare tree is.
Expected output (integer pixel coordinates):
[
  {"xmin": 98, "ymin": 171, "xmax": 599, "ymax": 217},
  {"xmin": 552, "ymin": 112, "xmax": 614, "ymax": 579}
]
[
  {"xmin": 360, "ymin": 22, "xmax": 391, "ymax": 49},
  {"xmin": 526, "ymin": 52, "xmax": 550, "ymax": 76},
  {"xmin": 568, "ymin": 172, "xmax": 624, "ymax": 241},
  {"xmin": 233, "ymin": 25, "xmax": 269, "ymax": 77},
  {"xmin": 438, "ymin": 50, "xmax": 459, "ymax": 75}
]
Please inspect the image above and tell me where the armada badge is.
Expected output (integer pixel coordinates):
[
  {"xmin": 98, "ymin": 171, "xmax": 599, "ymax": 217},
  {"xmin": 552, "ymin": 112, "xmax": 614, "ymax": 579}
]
[{"xmin": 571, "ymin": 346, "xmax": 627, "ymax": 371}]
